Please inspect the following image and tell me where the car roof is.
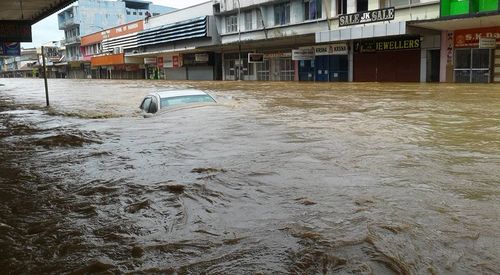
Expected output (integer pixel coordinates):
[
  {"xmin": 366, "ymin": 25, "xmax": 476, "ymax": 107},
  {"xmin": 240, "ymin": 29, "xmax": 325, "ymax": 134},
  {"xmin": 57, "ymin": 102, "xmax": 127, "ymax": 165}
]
[{"xmin": 152, "ymin": 89, "xmax": 210, "ymax": 99}]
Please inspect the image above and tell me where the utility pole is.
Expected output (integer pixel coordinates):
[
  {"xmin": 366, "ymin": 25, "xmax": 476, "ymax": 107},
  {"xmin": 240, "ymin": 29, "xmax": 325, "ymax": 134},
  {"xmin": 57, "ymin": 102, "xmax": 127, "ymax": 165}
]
[
  {"xmin": 41, "ymin": 46, "xmax": 49, "ymax": 106},
  {"xmin": 237, "ymin": 0, "xmax": 242, "ymax": 81}
]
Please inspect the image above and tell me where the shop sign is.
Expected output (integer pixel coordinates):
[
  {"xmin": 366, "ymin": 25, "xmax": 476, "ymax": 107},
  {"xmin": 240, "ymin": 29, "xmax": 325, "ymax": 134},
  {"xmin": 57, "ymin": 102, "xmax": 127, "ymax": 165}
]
[
  {"xmin": 263, "ymin": 52, "xmax": 292, "ymax": 58},
  {"xmin": 354, "ymin": 36, "xmax": 420, "ymax": 53},
  {"xmin": 195, "ymin": 53, "xmax": 209, "ymax": 62},
  {"xmin": 454, "ymin": 27, "xmax": 500, "ymax": 48},
  {"xmin": 339, "ymin": 7, "xmax": 395, "ymax": 27},
  {"xmin": 479, "ymin": 38, "xmax": 497, "ymax": 49},
  {"xmin": 157, "ymin": 57, "xmax": 164, "ymax": 67},
  {"xmin": 0, "ymin": 42, "xmax": 20, "ymax": 56},
  {"xmin": 314, "ymin": 43, "xmax": 348, "ymax": 56},
  {"xmin": 248, "ymin": 53, "xmax": 264, "ymax": 63},
  {"xmin": 172, "ymin": 55, "xmax": 180, "ymax": 68},
  {"xmin": 164, "ymin": 56, "xmax": 173, "ymax": 68},
  {"xmin": 69, "ymin": 61, "xmax": 81, "ymax": 68},
  {"xmin": 144, "ymin": 57, "xmax": 157, "ymax": 65},
  {"xmin": 292, "ymin": 48, "xmax": 315, "ymax": 60}
]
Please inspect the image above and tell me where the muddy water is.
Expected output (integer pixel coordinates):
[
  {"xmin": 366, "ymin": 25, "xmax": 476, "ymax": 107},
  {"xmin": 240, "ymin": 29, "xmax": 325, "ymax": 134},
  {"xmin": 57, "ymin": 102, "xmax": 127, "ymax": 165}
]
[{"xmin": 0, "ymin": 79, "xmax": 499, "ymax": 274}]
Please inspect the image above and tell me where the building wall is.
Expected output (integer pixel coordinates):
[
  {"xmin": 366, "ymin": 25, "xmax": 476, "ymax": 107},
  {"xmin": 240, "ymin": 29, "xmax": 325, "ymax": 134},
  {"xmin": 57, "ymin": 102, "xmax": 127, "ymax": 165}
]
[{"xmin": 145, "ymin": 1, "xmax": 214, "ymax": 29}]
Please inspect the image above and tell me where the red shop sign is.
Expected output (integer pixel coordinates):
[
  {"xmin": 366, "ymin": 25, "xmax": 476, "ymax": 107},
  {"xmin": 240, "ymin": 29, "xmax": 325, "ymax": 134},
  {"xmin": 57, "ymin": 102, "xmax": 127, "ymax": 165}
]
[
  {"xmin": 454, "ymin": 27, "xmax": 500, "ymax": 48},
  {"xmin": 157, "ymin": 57, "xmax": 164, "ymax": 68},
  {"xmin": 172, "ymin": 56, "xmax": 179, "ymax": 68}
]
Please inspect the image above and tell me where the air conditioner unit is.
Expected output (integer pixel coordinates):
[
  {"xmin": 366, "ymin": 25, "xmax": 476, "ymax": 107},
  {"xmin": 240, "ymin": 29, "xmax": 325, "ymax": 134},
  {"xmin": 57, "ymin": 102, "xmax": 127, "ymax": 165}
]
[{"xmin": 113, "ymin": 46, "xmax": 123, "ymax": 53}]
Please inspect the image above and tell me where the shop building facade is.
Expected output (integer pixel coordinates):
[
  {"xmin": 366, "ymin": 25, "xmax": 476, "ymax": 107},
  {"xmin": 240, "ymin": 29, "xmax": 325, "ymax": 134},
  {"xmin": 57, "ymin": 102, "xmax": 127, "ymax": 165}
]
[
  {"xmin": 57, "ymin": 0, "xmax": 174, "ymax": 78},
  {"xmin": 412, "ymin": 0, "xmax": 500, "ymax": 83},
  {"xmin": 316, "ymin": 0, "xmax": 441, "ymax": 82},
  {"xmin": 81, "ymin": 20, "xmax": 145, "ymax": 79},
  {"xmin": 214, "ymin": 0, "xmax": 329, "ymax": 81},
  {"xmin": 125, "ymin": 1, "xmax": 222, "ymax": 81}
]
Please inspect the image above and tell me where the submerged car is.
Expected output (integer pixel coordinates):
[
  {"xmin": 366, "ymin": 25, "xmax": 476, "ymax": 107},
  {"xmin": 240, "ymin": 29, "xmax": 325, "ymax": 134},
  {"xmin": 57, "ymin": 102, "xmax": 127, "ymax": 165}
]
[{"xmin": 139, "ymin": 89, "xmax": 216, "ymax": 115}]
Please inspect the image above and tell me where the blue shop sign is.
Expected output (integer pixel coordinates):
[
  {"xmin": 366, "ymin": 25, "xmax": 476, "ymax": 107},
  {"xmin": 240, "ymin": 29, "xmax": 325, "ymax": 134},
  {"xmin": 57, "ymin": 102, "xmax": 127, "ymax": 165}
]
[{"xmin": 0, "ymin": 42, "xmax": 21, "ymax": 56}]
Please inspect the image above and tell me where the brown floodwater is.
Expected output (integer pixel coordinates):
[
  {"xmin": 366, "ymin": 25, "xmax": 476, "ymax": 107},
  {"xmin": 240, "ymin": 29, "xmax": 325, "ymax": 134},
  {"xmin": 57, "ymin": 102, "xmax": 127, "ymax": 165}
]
[{"xmin": 0, "ymin": 79, "xmax": 499, "ymax": 274}]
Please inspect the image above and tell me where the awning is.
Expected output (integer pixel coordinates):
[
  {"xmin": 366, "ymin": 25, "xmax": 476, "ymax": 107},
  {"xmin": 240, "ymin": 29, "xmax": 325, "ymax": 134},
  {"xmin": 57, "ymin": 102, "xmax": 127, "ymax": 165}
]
[
  {"xmin": 91, "ymin": 53, "xmax": 124, "ymax": 67},
  {"xmin": 408, "ymin": 13, "xmax": 500, "ymax": 31},
  {"xmin": 316, "ymin": 21, "xmax": 408, "ymax": 43},
  {"xmin": 136, "ymin": 16, "xmax": 208, "ymax": 47},
  {"xmin": 125, "ymin": 47, "xmax": 197, "ymax": 57}
]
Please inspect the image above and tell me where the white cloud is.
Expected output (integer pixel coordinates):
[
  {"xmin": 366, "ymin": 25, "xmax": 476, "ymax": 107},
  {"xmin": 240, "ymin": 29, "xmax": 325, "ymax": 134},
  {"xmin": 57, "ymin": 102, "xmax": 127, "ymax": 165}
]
[{"xmin": 21, "ymin": 0, "xmax": 209, "ymax": 48}]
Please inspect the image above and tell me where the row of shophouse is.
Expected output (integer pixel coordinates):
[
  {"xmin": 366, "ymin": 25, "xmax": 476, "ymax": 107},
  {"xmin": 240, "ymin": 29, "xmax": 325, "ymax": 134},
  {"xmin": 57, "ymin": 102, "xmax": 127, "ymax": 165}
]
[
  {"xmin": 0, "ymin": 42, "xmax": 67, "ymax": 78},
  {"xmin": 3, "ymin": 0, "xmax": 500, "ymax": 83}
]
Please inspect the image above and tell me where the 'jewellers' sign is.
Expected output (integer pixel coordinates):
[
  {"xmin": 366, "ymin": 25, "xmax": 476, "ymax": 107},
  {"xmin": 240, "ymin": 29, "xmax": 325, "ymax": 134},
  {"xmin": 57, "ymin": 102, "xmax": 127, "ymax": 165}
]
[
  {"xmin": 339, "ymin": 7, "xmax": 395, "ymax": 27},
  {"xmin": 354, "ymin": 36, "xmax": 421, "ymax": 53}
]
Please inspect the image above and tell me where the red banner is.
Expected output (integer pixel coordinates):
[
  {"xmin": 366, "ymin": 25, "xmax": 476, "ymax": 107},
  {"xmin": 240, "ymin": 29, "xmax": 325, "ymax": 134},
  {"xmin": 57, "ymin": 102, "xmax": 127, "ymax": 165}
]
[
  {"xmin": 157, "ymin": 57, "xmax": 164, "ymax": 68},
  {"xmin": 172, "ymin": 56, "xmax": 179, "ymax": 68},
  {"xmin": 454, "ymin": 27, "xmax": 500, "ymax": 48}
]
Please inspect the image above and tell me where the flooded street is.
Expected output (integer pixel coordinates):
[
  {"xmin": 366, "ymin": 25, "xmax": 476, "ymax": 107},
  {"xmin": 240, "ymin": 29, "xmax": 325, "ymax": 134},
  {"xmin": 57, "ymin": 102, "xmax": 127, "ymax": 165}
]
[{"xmin": 0, "ymin": 79, "xmax": 499, "ymax": 274}]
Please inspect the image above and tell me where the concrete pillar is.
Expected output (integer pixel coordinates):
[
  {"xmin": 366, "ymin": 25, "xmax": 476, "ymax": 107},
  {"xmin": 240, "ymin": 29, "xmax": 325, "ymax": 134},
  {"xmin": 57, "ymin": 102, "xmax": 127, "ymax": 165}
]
[
  {"xmin": 439, "ymin": 30, "xmax": 453, "ymax": 83},
  {"xmin": 420, "ymin": 49, "xmax": 426, "ymax": 83},
  {"xmin": 348, "ymin": 40, "xmax": 354, "ymax": 82}
]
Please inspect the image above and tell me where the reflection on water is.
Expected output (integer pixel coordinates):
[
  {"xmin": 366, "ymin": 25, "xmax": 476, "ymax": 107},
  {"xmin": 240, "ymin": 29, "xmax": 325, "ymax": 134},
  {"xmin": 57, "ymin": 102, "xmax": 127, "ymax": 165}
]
[{"xmin": 0, "ymin": 79, "xmax": 499, "ymax": 274}]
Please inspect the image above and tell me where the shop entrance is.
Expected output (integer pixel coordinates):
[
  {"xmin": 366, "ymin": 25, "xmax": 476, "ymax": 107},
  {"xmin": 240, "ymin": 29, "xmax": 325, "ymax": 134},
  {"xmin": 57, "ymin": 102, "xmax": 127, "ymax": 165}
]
[
  {"xmin": 454, "ymin": 48, "xmax": 491, "ymax": 83},
  {"xmin": 427, "ymin": 49, "xmax": 440, "ymax": 82},
  {"xmin": 257, "ymin": 58, "xmax": 294, "ymax": 81},
  {"xmin": 354, "ymin": 50, "xmax": 420, "ymax": 82}
]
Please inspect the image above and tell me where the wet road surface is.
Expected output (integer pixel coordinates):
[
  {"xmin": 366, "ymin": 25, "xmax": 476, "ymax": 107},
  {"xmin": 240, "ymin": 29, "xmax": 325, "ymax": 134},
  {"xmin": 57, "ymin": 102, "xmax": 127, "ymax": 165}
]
[{"xmin": 0, "ymin": 79, "xmax": 499, "ymax": 274}]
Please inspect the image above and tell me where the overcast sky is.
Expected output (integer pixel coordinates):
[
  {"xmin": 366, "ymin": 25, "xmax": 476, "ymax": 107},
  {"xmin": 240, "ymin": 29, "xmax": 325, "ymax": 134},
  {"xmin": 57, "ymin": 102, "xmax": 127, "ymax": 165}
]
[{"xmin": 22, "ymin": 0, "xmax": 208, "ymax": 48}]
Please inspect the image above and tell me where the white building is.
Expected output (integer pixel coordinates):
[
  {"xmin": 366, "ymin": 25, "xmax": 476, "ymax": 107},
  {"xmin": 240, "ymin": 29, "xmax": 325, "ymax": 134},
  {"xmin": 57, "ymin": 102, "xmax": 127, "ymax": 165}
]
[{"xmin": 214, "ymin": 0, "xmax": 442, "ymax": 82}]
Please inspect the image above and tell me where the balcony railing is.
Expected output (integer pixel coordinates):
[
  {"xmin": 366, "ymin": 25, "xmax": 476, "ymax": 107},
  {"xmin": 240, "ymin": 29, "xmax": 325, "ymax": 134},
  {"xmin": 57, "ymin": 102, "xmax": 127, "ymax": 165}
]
[
  {"xmin": 65, "ymin": 36, "xmax": 81, "ymax": 45},
  {"xmin": 58, "ymin": 17, "xmax": 79, "ymax": 29}
]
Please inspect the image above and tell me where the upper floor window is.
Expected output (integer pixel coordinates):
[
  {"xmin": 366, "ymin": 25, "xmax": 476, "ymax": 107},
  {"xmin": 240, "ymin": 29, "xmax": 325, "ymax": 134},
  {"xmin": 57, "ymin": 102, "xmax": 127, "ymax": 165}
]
[
  {"xmin": 274, "ymin": 2, "xmax": 290, "ymax": 26},
  {"xmin": 245, "ymin": 11, "xmax": 253, "ymax": 31},
  {"xmin": 257, "ymin": 9, "xmax": 264, "ymax": 29},
  {"xmin": 337, "ymin": 0, "xmax": 347, "ymax": 15},
  {"xmin": 380, "ymin": 0, "xmax": 420, "ymax": 8},
  {"xmin": 226, "ymin": 15, "xmax": 238, "ymax": 33},
  {"xmin": 304, "ymin": 0, "xmax": 322, "ymax": 20},
  {"xmin": 357, "ymin": 0, "xmax": 368, "ymax": 12}
]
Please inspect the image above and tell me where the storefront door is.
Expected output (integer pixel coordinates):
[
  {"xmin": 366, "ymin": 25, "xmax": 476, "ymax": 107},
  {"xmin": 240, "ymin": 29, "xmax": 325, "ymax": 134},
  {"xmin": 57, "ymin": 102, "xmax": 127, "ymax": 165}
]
[
  {"xmin": 298, "ymin": 60, "xmax": 314, "ymax": 81},
  {"xmin": 315, "ymin": 56, "xmax": 329, "ymax": 81},
  {"xmin": 354, "ymin": 50, "xmax": 420, "ymax": 82},
  {"xmin": 454, "ymin": 48, "xmax": 491, "ymax": 83},
  {"xmin": 427, "ymin": 49, "xmax": 440, "ymax": 82}
]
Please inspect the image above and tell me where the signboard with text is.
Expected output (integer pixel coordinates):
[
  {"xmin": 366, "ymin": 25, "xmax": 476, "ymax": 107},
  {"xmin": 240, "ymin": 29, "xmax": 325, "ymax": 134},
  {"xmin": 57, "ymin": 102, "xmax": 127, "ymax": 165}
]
[
  {"xmin": 292, "ymin": 48, "xmax": 315, "ymax": 60},
  {"xmin": 454, "ymin": 27, "xmax": 500, "ymax": 48},
  {"xmin": 248, "ymin": 53, "xmax": 264, "ymax": 63},
  {"xmin": 195, "ymin": 53, "xmax": 209, "ymax": 62},
  {"xmin": 144, "ymin": 57, "xmax": 157, "ymax": 65},
  {"xmin": 339, "ymin": 7, "xmax": 395, "ymax": 27},
  {"xmin": 354, "ymin": 36, "xmax": 421, "ymax": 53},
  {"xmin": 314, "ymin": 43, "xmax": 348, "ymax": 55},
  {"xmin": 0, "ymin": 42, "xmax": 21, "ymax": 56}
]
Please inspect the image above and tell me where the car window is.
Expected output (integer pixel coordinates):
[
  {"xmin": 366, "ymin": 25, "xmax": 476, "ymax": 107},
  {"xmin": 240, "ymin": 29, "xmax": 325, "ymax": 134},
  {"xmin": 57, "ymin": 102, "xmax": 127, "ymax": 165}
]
[
  {"xmin": 141, "ymin": 97, "xmax": 152, "ymax": 112},
  {"xmin": 160, "ymin": 95, "xmax": 215, "ymax": 108},
  {"xmin": 149, "ymin": 97, "xmax": 158, "ymax": 113}
]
